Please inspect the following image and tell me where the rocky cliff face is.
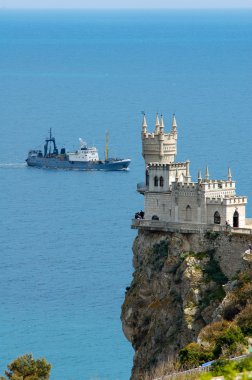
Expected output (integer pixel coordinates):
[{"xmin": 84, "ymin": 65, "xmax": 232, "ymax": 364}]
[{"xmin": 121, "ymin": 230, "xmax": 252, "ymax": 379}]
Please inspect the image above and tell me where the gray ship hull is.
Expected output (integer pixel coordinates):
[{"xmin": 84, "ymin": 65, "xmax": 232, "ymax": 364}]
[{"xmin": 26, "ymin": 156, "xmax": 131, "ymax": 171}]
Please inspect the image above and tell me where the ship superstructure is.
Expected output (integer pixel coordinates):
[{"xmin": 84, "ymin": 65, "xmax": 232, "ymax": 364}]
[{"xmin": 26, "ymin": 130, "xmax": 131, "ymax": 171}]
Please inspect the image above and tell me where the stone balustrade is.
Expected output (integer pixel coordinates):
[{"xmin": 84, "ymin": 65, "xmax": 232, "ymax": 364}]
[{"xmin": 132, "ymin": 219, "xmax": 252, "ymax": 235}]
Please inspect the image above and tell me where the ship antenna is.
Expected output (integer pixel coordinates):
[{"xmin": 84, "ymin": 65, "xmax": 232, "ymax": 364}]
[
  {"xmin": 105, "ymin": 130, "xmax": 109, "ymax": 161},
  {"xmin": 48, "ymin": 128, "xmax": 53, "ymax": 154}
]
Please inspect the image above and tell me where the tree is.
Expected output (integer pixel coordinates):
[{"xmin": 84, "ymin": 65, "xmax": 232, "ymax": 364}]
[{"xmin": 1, "ymin": 353, "xmax": 51, "ymax": 380}]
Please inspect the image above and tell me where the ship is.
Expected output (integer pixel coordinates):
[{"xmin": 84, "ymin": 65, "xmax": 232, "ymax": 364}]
[{"xmin": 26, "ymin": 129, "xmax": 131, "ymax": 171}]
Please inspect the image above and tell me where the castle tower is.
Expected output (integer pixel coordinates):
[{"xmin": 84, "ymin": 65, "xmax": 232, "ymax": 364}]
[
  {"xmin": 135, "ymin": 111, "xmax": 249, "ymax": 232},
  {"xmin": 142, "ymin": 113, "xmax": 178, "ymax": 165}
]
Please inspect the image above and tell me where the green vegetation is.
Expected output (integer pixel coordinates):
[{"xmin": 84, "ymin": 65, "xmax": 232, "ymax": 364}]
[
  {"xmin": 204, "ymin": 231, "xmax": 220, "ymax": 241},
  {"xmin": 223, "ymin": 272, "xmax": 252, "ymax": 331},
  {"xmin": 200, "ymin": 355, "xmax": 252, "ymax": 380},
  {"xmin": 179, "ymin": 342, "xmax": 214, "ymax": 368},
  {"xmin": 0, "ymin": 354, "xmax": 51, "ymax": 380},
  {"xmin": 149, "ymin": 240, "xmax": 169, "ymax": 271},
  {"xmin": 236, "ymin": 304, "xmax": 252, "ymax": 336},
  {"xmin": 203, "ymin": 249, "xmax": 228, "ymax": 284},
  {"xmin": 213, "ymin": 324, "xmax": 247, "ymax": 358},
  {"xmin": 179, "ymin": 322, "xmax": 248, "ymax": 369},
  {"xmin": 179, "ymin": 267, "xmax": 252, "ymax": 373}
]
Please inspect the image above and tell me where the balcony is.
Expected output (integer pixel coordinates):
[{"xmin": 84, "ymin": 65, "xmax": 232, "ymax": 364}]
[
  {"xmin": 131, "ymin": 219, "xmax": 207, "ymax": 233},
  {"xmin": 137, "ymin": 182, "xmax": 147, "ymax": 194},
  {"xmin": 131, "ymin": 219, "xmax": 252, "ymax": 235}
]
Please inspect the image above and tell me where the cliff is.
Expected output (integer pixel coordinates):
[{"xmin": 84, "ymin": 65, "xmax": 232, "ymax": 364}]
[{"xmin": 121, "ymin": 230, "xmax": 252, "ymax": 379}]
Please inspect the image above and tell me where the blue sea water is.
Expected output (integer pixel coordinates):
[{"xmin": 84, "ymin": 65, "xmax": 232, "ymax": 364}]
[{"xmin": 0, "ymin": 9, "xmax": 252, "ymax": 380}]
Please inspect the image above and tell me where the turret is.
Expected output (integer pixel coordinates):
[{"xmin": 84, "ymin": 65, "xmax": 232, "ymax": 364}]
[
  {"xmin": 172, "ymin": 114, "xmax": 177, "ymax": 132},
  {"xmin": 141, "ymin": 113, "xmax": 178, "ymax": 165},
  {"xmin": 228, "ymin": 167, "xmax": 232, "ymax": 181},
  {"xmin": 205, "ymin": 165, "xmax": 209, "ymax": 181},
  {"xmin": 155, "ymin": 113, "xmax": 160, "ymax": 134},
  {"xmin": 160, "ymin": 114, "xmax": 164, "ymax": 134},
  {"xmin": 142, "ymin": 113, "xmax": 147, "ymax": 135},
  {"xmin": 185, "ymin": 160, "xmax": 191, "ymax": 183},
  {"xmin": 198, "ymin": 170, "xmax": 202, "ymax": 184}
]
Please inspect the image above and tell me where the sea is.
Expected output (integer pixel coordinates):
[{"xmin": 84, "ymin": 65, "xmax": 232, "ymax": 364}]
[{"xmin": 0, "ymin": 9, "xmax": 252, "ymax": 380}]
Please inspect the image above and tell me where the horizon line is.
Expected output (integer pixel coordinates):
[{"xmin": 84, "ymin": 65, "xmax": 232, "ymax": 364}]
[{"xmin": 1, "ymin": 7, "xmax": 252, "ymax": 10}]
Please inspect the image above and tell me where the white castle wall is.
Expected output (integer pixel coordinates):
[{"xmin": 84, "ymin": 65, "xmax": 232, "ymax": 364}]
[
  {"xmin": 139, "ymin": 113, "xmax": 248, "ymax": 230},
  {"xmin": 144, "ymin": 193, "xmax": 172, "ymax": 221}
]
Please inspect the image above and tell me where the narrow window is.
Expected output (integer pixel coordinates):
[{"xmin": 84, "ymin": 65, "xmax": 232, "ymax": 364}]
[
  {"xmin": 233, "ymin": 210, "xmax": 239, "ymax": 228},
  {"xmin": 146, "ymin": 168, "xmax": 149, "ymax": 186},
  {"xmin": 186, "ymin": 205, "xmax": 192, "ymax": 221},
  {"xmin": 214, "ymin": 211, "xmax": 221, "ymax": 224},
  {"xmin": 154, "ymin": 176, "xmax": 158, "ymax": 187},
  {"xmin": 160, "ymin": 176, "xmax": 164, "ymax": 187}
]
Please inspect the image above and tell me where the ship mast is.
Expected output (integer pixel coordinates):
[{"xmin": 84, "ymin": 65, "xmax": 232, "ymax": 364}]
[
  {"xmin": 105, "ymin": 130, "xmax": 109, "ymax": 161},
  {"xmin": 48, "ymin": 128, "xmax": 51, "ymax": 154}
]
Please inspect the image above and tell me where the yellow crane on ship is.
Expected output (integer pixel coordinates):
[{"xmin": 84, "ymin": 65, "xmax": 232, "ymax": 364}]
[{"xmin": 105, "ymin": 130, "xmax": 109, "ymax": 161}]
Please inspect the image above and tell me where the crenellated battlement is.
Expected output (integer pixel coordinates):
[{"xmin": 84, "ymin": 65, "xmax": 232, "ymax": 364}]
[
  {"xmin": 207, "ymin": 196, "xmax": 247, "ymax": 205},
  {"xmin": 173, "ymin": 182, "xmax": 198, "ymax": 190},
  {"xmin": 201, "ymin": 180, "xmax": 236, "ymax": 190},
  {"xmin": 142, "ymin": 113, "xmax": 178, "ymax": 165},
  {"xmin": 148, "ymin": 162, "xmax": 187, "ymax": 169},
  {"xmin": 143, "ymin": 132, "xmax": 176, "ymax": 141}
]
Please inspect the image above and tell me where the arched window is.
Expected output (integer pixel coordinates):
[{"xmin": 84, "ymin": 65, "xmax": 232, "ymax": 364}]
[
  {"xmin": 160, "ymin": 176, "xmax": 164, "ymax": 187},
  {"xmin": 233, "ymin": 210, "xmax": 239, "ymax": 228},
  {"xmin": 186, "ymin": 205, "xmax": 192, "ymax": 221},
  {"xmin": 145, "ymin": 168, "xmax": 149, "ymax": 186},
  {"xmin": 154, "ymin": 176, "xmax": 158, "ymax": 187},
  {"xmin": 214, "ymin": 211, "xmax": 221, "ymax": 224}
]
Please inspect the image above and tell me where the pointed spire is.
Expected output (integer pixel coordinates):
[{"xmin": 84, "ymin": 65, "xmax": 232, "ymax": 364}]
[
  {"xmin": 227, "ymin": 167, "xmax": 232, "ymax": 181},
  {"xmin": 155, "ymin": 113, "xmax": 160, "ymax": 133},
  {"xmin": 198, "ymin": 170, "xmax": 202, "ymax": 183},
  {"xmin": 142, "ymin": 112, "xmax": 147, "ymax": 134},
  {"xmin": 185, "ymin": 160, "xmax": 191, "ymax": 183},
  {"xmin": 172, "ymin": 113, "xmax": 177, "ymax": 131},
  {"xmin": 205, "ymin": 165, "xmax": 209, "ymax": 181},
  {"xmin": 160, "ymin": 114, "xmax": 164, "ymax": 133}
]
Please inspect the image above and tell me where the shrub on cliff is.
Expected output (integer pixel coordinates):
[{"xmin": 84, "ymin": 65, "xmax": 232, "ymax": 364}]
[
  {"xmin": 150, "ymin": 240, "xmax": 169, "ymax": 271},
  {"xmin": 199, "ymin": 321, "xmax": 232, "ymax": 348},
  {"xmin": 222, "ymin": 275, "xmax": 252, "ymax": 323},
  {"xmin": 204, "ymin": 231, "xmax": 220, "ymax": 241},
  {"xmin": 236, "ymin": 304, "xmax": 252, "ymax": 336},
  {"xmin": 206, "ymin": 358, "xmax": 237, "ymax": 379},
  {"xmin": 203, "ymin": 250, "xmax": 228, "ymax": 285},
  {"xmin": 180, "ymin": 322, "xmax": 248, "ymax": 368},
  {"xmin": 200, "ymin": 321, "xmax": 247, "ymax": 356},
  {"xmin": 213, "ymin": 323, "xmax": 247, "ymax": 357},
  {"xmin": 200, "ymin": 355, "xmax": 252, "ymax": 380},
  {"xmin": 179, "ymin": 342, "xmax": 214, "ymax": 368},
  {"xmin": 0, "ymin": 354, "xmax": 51, "ymax": 380}
]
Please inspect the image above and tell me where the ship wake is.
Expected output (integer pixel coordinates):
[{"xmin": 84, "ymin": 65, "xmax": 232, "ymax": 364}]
[{"xmin": 0, "ymin": 163, "xmax": 26, "ymax": 169}]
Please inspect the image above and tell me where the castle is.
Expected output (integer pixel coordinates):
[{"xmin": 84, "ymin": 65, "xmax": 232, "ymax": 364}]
[{"xmin": 134, "ymin": 113, "xmax": 252, "ymax": 234}]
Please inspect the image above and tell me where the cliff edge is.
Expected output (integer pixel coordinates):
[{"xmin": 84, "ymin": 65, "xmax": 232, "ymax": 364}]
[{"xmin": 121, "ymin": 230, "xmax": 252, "ymax": 379}]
